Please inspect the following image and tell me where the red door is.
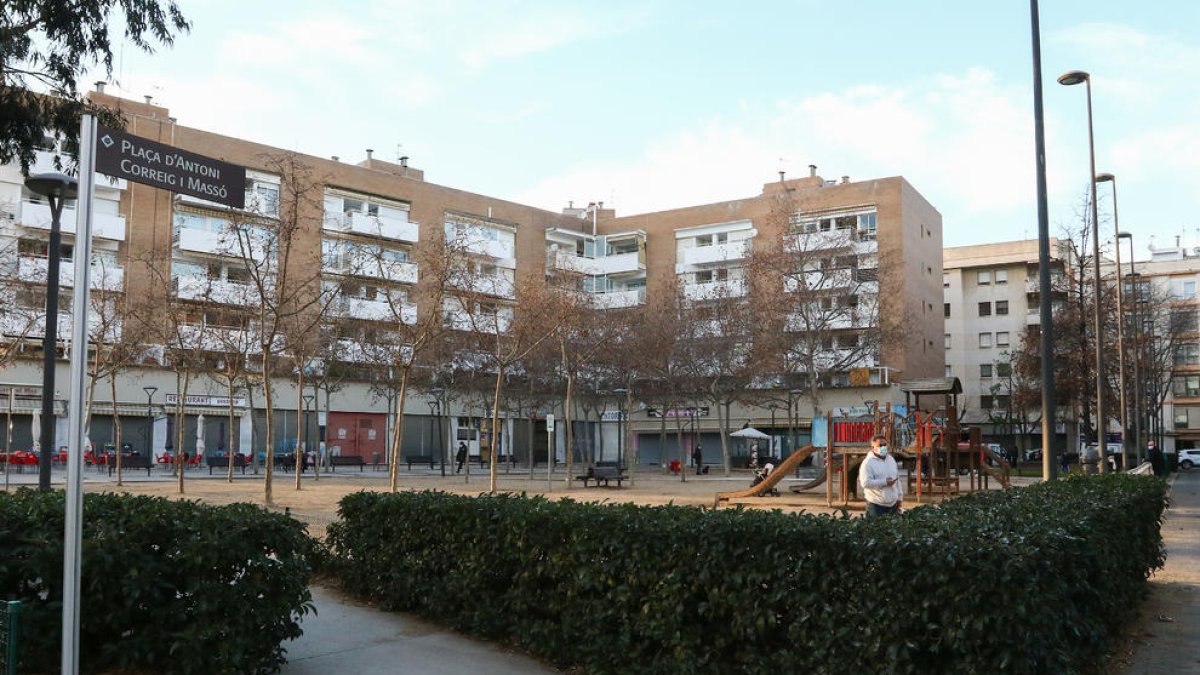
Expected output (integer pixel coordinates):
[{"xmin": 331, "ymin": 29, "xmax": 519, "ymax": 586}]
[{"xmin": 328, "ymin": 412, "xmax": 386, "ymax": 461}]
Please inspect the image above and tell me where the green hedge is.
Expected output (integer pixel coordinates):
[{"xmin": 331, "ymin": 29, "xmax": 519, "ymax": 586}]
[
  {"xmin": 0, "ymin": 490, "xmax": 316, "ymax": 674},
  {"xmin": 326, "ymin": 474, "xmax": 1167, "ymax": 675}
]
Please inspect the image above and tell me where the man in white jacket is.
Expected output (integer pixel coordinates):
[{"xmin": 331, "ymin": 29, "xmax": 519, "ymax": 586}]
[{"xmin": 859, "ymin": 434, "xmax": 904, "ymax": 517}]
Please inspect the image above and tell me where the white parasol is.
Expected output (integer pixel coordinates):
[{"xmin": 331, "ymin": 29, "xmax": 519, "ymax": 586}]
[
  {"xmin": 30, "ymin": 408, "xmax": 41, "ymax": 453},
  {"xmin": 195, "ymin": 414, "xmax": 206, "ymax": 458},
  {"xmin": 730, "ymin": 427, "xmax": 770, "ymax": 440}
]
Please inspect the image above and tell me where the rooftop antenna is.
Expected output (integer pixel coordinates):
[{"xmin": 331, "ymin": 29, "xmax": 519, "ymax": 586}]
[
  {"xmin": 778, "ymin": 157, "xmax": 787, "ymax": 182},
  {"xmin": 396, "ymin": 143, "xmax": 404, "ymax": 162}
]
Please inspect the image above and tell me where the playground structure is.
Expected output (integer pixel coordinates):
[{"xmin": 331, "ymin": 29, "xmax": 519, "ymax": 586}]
[{"xmin": 713, "ymin": 378, "xmax": 1011, "ymax": 509}]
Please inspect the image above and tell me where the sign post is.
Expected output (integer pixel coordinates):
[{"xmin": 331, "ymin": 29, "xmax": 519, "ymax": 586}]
[{"xmin": 546, "ymin": 415, "xmax": 555, "ymax": 492}]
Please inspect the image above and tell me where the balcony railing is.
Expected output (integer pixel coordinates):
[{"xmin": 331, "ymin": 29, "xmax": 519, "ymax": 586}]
[
  {"xmin": 331, "ymin": 250, "xmax": 419, "ymax": 284},
  {"xmin": 549, "ymin": 250, "xmax": 645, "ymax": 276},
  {"xmin": 588, "ymin": 287, "xmax": 646, "ymax": 309},
  {"xmin": 683, "ymin": 278, "xmax": 746, "ymax": 301},
  {"xmin": 680, "ymin": 240, "xmax": 749, "ymax": 267},
  {"xmin": 19, "ymin": 200, "xmax": 127, "ymax": 241},
  {"xmin": 444, "ymin": 308, "xmax": 513, "ymax": 334},
  {"xmin": 174, "ymin": 227, "xmax": 270, "ymax": 261},
  {"xmin": 172, "ymin": 275, "xmax": 264, "ymax": 305},
  {"xmin": 324, "ymin": 211, "xmax": 419, "ymax": 243},
  {"xmin": 17, "ymin": 256, "xmax": 124, "ymax": 291},
  {"xmin": 339, "ymin": 295, "xmax": 417, "ymax": 324}
]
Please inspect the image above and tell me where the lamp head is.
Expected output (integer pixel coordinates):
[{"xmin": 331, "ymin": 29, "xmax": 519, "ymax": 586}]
[
  {"xmin": 24, "ymin": 172, "xmax": 79, "ymax": 201},
  {"xmin": 430, "ymin": 387, "xmax": 445, "ymax": 397},
  {"xmin": 1096, "ymin": 172, "xmax": 1115, "ymax": 183},
  {"xmin": 613, "ymin": 388, "xmax": 629, "ymax": 395},
  {"xmin": 1117, "ymin": 231, "xmax": 1132, "ymax": 240},
  {"xmin": 143, "ymin": 386, "xmax": 158, "ymax": 397},
  {"xmin": 1057, "ymin": 70, "xmax": 1090, "ymax": 86}
]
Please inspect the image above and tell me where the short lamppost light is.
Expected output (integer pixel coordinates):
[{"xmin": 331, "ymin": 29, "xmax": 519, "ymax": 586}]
[
  {"xmin": 142, "ymin": 386, "xmax": 157, "ymax": 457},
  {"xmin": 25, "ymin": 173, "xmax": 79, "ymax": 491},
  {"xmin": 1059, "ymin": 68, "xmax": 1108, "ymax": 472}
]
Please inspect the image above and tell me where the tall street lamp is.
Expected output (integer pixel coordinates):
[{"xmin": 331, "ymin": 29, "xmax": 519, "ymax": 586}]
[
  {"xmin": 1100, "ymin": 174, "xmax": 1128, "ymax": 469},
  {"xmin": 430, "ymin": 387, "xmax": 446, "ymax": 476},
  {"xmin": 143, "ymin": 386, "xmax": 158, "ymax": 457},
  {"xmin": 25, "ymin": 172, "xmax": 79, "ymax": 491},
  {"xmin": 302, "ymin": 394, "xmax": 314, "ymax": 469},
  {"xmin": 1121, "ymin": 237, "xmax": 1143, "ymax": 464},
  {"xmin": 787, "ymin": 388, "xmax": 802, "ymax": 456},
  {"xmin": 613, "ymin": 388, "xmax": 629, "ymax": 471},
  {"xmin": 1058, "ymin": 69, "xmax": 1108, "ymax": 472}
]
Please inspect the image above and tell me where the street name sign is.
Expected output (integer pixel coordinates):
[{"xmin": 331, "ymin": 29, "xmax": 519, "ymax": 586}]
[{"xmin": 95, "ymin": 125, "xmax": 246, "ymax": 208}]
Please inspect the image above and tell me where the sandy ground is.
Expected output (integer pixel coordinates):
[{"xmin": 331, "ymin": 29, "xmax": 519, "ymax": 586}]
[{"xmin": 37, "ymin": 462, "xmax": 1029, "ymax": 539}]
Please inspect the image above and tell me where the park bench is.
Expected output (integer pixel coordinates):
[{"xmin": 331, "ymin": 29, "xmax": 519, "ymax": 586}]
[
  {"xmin": 329, "ymin": 455, "xmax": 365, "ymax": 472},
  {"xmin": 403, "ymin": 454, "xmax": 435, "ymax": 470},
  {"xmin": 108, "ymin": 454, "xmax": 153, "ymax": 477},
  {"xmin": 574, "ymin": 465, "xmax": 625, "ymax": 487},
  {"xmin": 206, "ymin": 454, "xmax": 249, "ymax": 475}
]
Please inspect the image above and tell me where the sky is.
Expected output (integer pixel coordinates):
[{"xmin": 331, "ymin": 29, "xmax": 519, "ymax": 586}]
[{"xmin": 90, "ymin": 0, "xmax": 1200, "ymax": 259}]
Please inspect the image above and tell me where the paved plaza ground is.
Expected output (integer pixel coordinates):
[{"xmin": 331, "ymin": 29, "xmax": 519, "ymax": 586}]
[{"xmin": 2, "ymin": 463, "xmax": 1193, "ymax": 673}]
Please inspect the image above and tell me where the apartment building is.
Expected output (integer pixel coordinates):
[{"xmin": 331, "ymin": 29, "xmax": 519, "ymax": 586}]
[
  {"xmin": 0, "ymin": 91, "xmax": 944, "ymax": 467},
  {"xmin": 943, "ymin": 239, "xmax": 1075, "ymax": 447},
  {"xmin": 1117, "ymin": 237, "xmax": 1200, "ymax": 455}
]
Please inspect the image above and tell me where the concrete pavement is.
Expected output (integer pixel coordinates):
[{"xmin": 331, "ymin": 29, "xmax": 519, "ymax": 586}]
[
  {"xmin": 1125, "ymin": 469, "xmax": 1200, "ymax": 674},
  {"xmin": 279, "ymin": 584, "xmax": 560, "ymax": 675}
]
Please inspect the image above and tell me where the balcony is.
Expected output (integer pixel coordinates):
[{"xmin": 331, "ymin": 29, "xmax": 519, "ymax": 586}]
[
  {"xmin": 550, "ymin": 250, "xmax": 645, "ymax": 277},
  {"xmin": 445, "ymin": 308, "xmax": 513, "ymax": 334},
  {"xmin": 176, "ymin": 324, "xmax": 263, "ymax": 353},
  {"xmin": 17, "ymin": 256, "xmax": 124, "ymax": 291},
  {"xmin": 331, "ymin": 249, "xmax": 418, "ymax": 284},
  {"xmin": 459, "ymin": 237, "xmax": 516, "ymax": 266},
  {"xmin": 324, "ymin": 211, "xmax": 419, "ymax": 243},
  {"xmin": 680, "ymin": 240, "xmax": 750, "ymax": 267},
  {"xmin": 0, "ymin": 308, "xmax": 117, "ymax": 342},
  {"xmin": 340, "ymin": 295, "xmax": 417, "ymax": 324},
  {"xmin": 174, "ymin": 227, "xmax": 269, "ymax": 261},
  {"xmin": 453, "ymin": 274, "xmax": 516, "ymax": 299},
  {"xmin": 172, "ymin": 275, "xmax": 262, "ymax": 305},
  {"xmin": 19, "ymin": 200, "xmax": 126, "ymax": 241},
  {"xmin": 683, "ymin": 278, "xmax": 746, "ymax": 301},
  {"xmin": 0, "ymin": 150, "xmax": 126, "ymax": 189},
  {"xmin": 588, "ymin": 287, "xmax": 646, "ymax": 309}
]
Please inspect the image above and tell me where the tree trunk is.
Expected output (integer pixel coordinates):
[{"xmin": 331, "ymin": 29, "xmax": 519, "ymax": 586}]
[
  {"xmin": 294, "ymin": 369, "xmax": 304, "ymax": 490},
  {"xmin": 176, "ymin": 368, "xmax": 191, "ymax": 495},
  {"xmin": 715, "ymin": 387, "xmax": 731, "ymax": 476},
  {"xmin": 227, "ymin": 377, "xmax": 237, "ymax": 483},
  {"xmin": 489, "ymin": 368, "xmax": 504, "ymax": 493},
  {"xmin": 388, "ymin": 369, "xmax": 410, "ymax": 493},
  {"xmin": 624, "ymin": 388, "xmax": 636, "ymax": 487},
  {"xmin": 263, "ymin": 366, "xmax": 276, "ymax": 505},
  {"xmin": 563, "ymin": 371, "xmax": 574, "ymax": 485},
  {"xmin": 111, "ymin": 375, "xmax": 122, "ymax": 487}
]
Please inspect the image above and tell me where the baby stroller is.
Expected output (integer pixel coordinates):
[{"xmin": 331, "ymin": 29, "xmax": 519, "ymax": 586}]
[{"xmin": 750, "ymin": 462, "xmax": 780, "ymax": 496}]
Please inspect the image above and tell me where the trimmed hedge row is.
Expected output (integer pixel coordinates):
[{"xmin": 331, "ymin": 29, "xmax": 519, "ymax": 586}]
[
  {"xmin": 326, "ymin": 474, "xmax": 1167, "ymax": 675},
  {"xmin": 0, "ymin": 490, "xmax": 316, "ymax": 674}
]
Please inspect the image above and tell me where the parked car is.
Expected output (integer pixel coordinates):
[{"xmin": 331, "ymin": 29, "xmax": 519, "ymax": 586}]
[{"xmin": 1179, "ymin": 449, "xmax": 1200, "ymax": 470}]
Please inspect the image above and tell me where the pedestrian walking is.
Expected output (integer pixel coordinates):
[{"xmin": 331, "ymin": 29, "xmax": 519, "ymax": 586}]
[
  {"xmin": 455, "ymin": 441, "xmax": 468, "ymax": 474},
  {"xmin": 859, "ymin": 434, "xmax": 903, "ymax": 517},
  {"xmin": 692, "ymin": 444, "xmax": 703, "ymax": 475}
]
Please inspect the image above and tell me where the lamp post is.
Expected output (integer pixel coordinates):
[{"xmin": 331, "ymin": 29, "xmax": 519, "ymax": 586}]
[
  {"xmin": 302, "ymin": 394, "xmax": 314, "ymax": 471},
  {"xmin": 430, "ymin": 387, "xmax": 446, "ymax": 476},
  {"xmin": 1122, "ymin": 241, "xmax": 1143, "ymax": 465},
  {"xmin": 787, "ymin": 388, "xmax": 802, "ymax": 456},
  {"xmin": 1098, "ymin": 175, "xmax": 1126, "ymax": 470},
  {"xmin": 143, "ymin": 386, "xmax": 157, "ymax": 458},
  {"xmin": 613, "ymin": 388, "xmax": 629, "ymax": 471},
  {"xmin": 1058, "ymin": 69, "xmax": 1108, "ymax": 472},
  {"xmin": 25, "ymin": 172, "xmax": 79, "ymax": 490}
]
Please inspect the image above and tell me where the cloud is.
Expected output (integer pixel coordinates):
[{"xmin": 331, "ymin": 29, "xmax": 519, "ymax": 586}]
[{"xmin": 515, "ymin": 67, "xmax": 1065, "ymax": 230}]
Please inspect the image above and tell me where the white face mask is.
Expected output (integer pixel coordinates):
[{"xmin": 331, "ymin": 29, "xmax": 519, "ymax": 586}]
[{"xmin": 875, "ymin": 446, "xmax": 888, "ymax": 457}]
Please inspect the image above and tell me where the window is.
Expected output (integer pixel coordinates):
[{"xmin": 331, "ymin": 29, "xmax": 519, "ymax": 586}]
[
  {"xmin": 996, "ymin": 331, "xmax": 1010, "ymax": 347},
  {"xmin": 997, "ymin": 362, "xmax": 1012, "ymax": 377},
  {"xmin": 995, "ymin": 269, "xmax": 1008, "ymax": 284},
  {"xmin": 978, "ymin": 270, "xmax": 991, "ymax": 285},
  {"xmin": 1187, "ymin": 281, "xmax": 1198, "ymax": 298},
  {"xmin": 943, "ymin": 273, "xmax": 950, "ymax": 288},
  {"xmin": 979, "ymin": 332, "xmax": 992, "ymax": 348},
  {"xmin": 996, "ymin": 300, "xmax": 1009, "ymax": 316},
  {"xmin": 980, "ymin": 364, "xmax": 993, "ymax": 378},
  {"xmin": 944, "ymin": 303, "xmax": 951, "ymax": 318},
  {"xmin": 944, "ymin": 333, "xmax": 951, "ymax": 349},
  {"xmin": 945, "ymin": 365, "xmax": 953, "ymax": 377},
  {"xmin": 980, "ymin": 395, "xmax": 994, "ymax": 409},
  {"xmin": 1176, "ymin": 410, "xmax": 1191, "ymax": 429},
  {"xmin": 1173, "ymin": 375, "xmax": 1200, "ymax": 397},
  {"xmin": 979, "ymin": 302, "xmax": 991, "ymax": 317},
  {"xmin": 1175, "ymin": 343, "xmax": 1200, "ymax": 367},
  {"xmin": 858, "ymin": 213, "xmax": 877, "ymax": 240}
]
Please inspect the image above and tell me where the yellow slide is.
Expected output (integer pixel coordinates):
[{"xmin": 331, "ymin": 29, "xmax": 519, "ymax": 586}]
[
  {"xmin": 714, "ymin": 445, "xmax": 818, "ymax": 508},
  {"xmin": 978, "ymin": 446, "xmax": 1012, "ymax": 489}
]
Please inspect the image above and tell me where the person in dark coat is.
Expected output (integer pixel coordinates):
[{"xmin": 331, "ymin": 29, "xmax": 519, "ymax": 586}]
[
  {"xmin": 692, "ymin": 444, "xmax": 703, "ymax": 475},
  {"xmin": 456, "ymin": 442, "xmax": 468, "ymax": 474}
]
